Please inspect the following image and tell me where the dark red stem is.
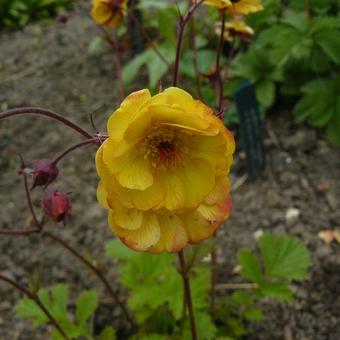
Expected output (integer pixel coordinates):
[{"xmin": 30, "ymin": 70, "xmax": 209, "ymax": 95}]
[
  {"xmin": 0, "ymin": 274, "xmax": 69, "ymax": 339},
  {"xmin": 52, "ymin": 138, "xmax": 99, "ymax": 165},
  {"xmin": 173, "ymin": 0, "xmax": 204, "ymax": 87},
  {"xmin": 188, "ymin": 6, "xmax": 202, "ymax": 99},
  {"xmin": 216, "ymin": 11, "xmax": 226, "ymax": 112},
  {"xmin": 0, "ymin": 107, "xmax": 93, "ymax": 139},
  {"xmin": 19, "ymin": 156, "xmax": 41, "ymax": 229},
  {"xmin": 178, "ymin": 251, "xmax": 197, "ymax": 340}
]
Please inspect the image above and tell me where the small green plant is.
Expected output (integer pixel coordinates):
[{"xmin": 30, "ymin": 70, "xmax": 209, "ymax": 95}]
[
  {"xmin": 0, "ymin": 0, "xmax": 72, "ymax": 29},
  {"xmin": 105, "ymin": 239, "xmax": 217, "ymax": 339},
  {"xmin": 215, "ymin": 232, "xmax": 311, "ymax": 338},
  {"xmin": 104, "ymin": 233, "xmax": 311, "ymax": 339},
  {"xmin": 14, "ymin": 284, "xmax": 115, "ymax": 340},
  {"xmin": 230, "ymin": 0, "xmax": 340, "ymax": 144}
]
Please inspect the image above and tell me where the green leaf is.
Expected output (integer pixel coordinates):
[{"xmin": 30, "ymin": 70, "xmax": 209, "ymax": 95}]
[
  {"xmin": 294, "ymin": 78, "xmax": 339, "ymax": 129},
  {"xmin": 259, "ymin": 282, "xmax": 293, "ymax": 301},
  {"xmin": 281, "ymin": 9, "xmax": 308, "ymax": 32},
  {"xmin": 183, "ymin": 312, "xmax": 217, "ymax": 340},
  {"xmin": 99, "ymin": 326, "xmax": 116, "ymax": 340},
  {"xmin": 123, "ymin": 51, "xmax": 149, "ymax": 86},
  {"xmin": 105, "ymin": 239, "xmax": 134, "ymax": 260},
  {"xmin": 76, "ymin": 290, "xmax": 98, "ymax": 325},
  {"xmin": 259, "ymin": 233, "xmax": 311, "ymax": 280},
  {"xmin": 255, "ymin": 79, "xmax": 276, "ymax": 109},
  {"xmin": 123, "ymin": 47, "xmax": 173, "ymax": 88},
  {"xmin": 157, "ymin": 11, "xmax": 176, "ymax": 47},
  {"xmin": 243, "ymin": 307, "xmax": 264, "ymax": 321},
  {"xmin": 314, "ymin": 29, "xmax": 340, "ymax": 64},
  {"xmin": 14, "ymin": 297, "xmax": 48, "ymax": 327},
  {"xmin": 50, "ymin": 284, "xmax": 69, "ymax": 321},
  {"xmin": 237, "ymin": 250, "xmax": 262, "ymax": 284}
]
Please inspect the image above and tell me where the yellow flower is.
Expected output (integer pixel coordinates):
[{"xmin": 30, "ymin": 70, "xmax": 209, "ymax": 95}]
[
  {"xmin": 216, "ymin": 20, "xmax": 254, "ymax": 41},
  {"xmin": 202, "ymin": 0, "xmax": 263, "ymax": 15},
  {"xmin": 226, "ymin": 0, "xmax": 263, "ymax": 15},
  {"xmin": 91, "ymin": 0, "xmax": 127, "ymax": 28},
  {"xmin": 96, "ymin": 87, "xmax": 235, "ymax": 253},
  {"xmin": 202, "ymin": 0, "xmax": 232, "ymax": 9}
]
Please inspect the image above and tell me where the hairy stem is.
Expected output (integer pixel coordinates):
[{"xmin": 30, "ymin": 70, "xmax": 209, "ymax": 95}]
[
  {"xmin": 216, "ymin": 11, "xmax": 226, "ymax": 112},
  {"xmin": 0, "ymin": 107, "xmax": 92, "ymax": 139},
  {"xmin": 42, "ymin": 231, "xmax": 134, "ymax": 327},
  {"xmin": 178, "ymin": 251, "xmax": 197, "ymax": 340},
  {"xmin": 173, "ymin": 0, "xmax": 204, "ymax": 86},
  {"xmin": 0, "ymin": 274, "xmax": 69, "ymax": 339}
]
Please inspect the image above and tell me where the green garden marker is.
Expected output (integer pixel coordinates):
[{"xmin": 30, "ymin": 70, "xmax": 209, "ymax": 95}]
[{"xmin": 235, "ymin": 80, "xmax": 265, "ymax": 177}]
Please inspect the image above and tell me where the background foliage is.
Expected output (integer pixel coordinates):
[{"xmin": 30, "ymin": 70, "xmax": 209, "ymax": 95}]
[{"xmin": 0, "ymin": 0, "xmax": 72, "ymax": 29}]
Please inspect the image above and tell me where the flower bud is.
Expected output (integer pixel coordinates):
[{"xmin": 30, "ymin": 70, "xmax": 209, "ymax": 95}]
[
  {"xmin": 42, "ymin": 190, "xmax": 71, "ymax": 223},
  {"xmin": 31, "ymin": 160, "xmax": 58, "ymax": 190}
]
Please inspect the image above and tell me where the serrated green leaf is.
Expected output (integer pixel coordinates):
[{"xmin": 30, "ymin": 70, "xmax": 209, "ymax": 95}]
[
  {"xmin": 259, "ymin": 233, "xmax": 311, "ymax": 280},
  {"xmin": 314, "ymin": 29, "xmax": 340, "ymax": 64},
  {"xmin": 76, "ymin": 290, "xmax": 98, "ymax": 325},
  {"xmin": 237, "ymin": 250, "xmax": 262, "ymax": 284},
  {"xmin": 259, "ymin": 282, "xmax": 293, "ymax": 301},
  {"xmin": 14, "ymin": 297, "xmax": 48, "ymax": 327},
  {"xmin": 51, "ymin": 284, "xmax": 69, "ymax": 321}
]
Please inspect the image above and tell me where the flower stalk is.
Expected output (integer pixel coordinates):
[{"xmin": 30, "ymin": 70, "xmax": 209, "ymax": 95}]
[
  {"xmin": 178, "ymin": 251, "xmax": 197, "ymax": 340},
  {"xmin": 52, "ymin": 138, "xmax": 100, "ymax": 165},
  {"xmin": 0, "ymin": 107, "xmax": 93, "ymax": 139},
  {"xmin": 173, "ymin": 0, "xmax": 204, "ymax": 86},
  {"xmin": 216, "ymin": 11, "xmax": 226, "ymax": 112}
]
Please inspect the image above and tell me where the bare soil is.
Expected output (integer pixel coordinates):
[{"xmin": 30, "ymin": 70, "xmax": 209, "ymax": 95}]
[{"xmin": 1, "ymin": 3, "xmax": 339, "ymax": 340}]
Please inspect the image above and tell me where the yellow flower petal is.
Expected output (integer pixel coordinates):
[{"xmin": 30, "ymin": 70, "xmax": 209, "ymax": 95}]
[
  {"xmin": 156, "ymin": 158, "xmax": 215, "ymax": 210},
  {"xmin": 227, "ymin": 0, "xmax": 263, "ymax": 15},
  {"xmin": 109, "ymin": 211, "xmax": 160, "ymax": 251},
  {"xmin": 107, "ymin": 89, "xmax": 151, "ymax": 141},
  {"xmin": 204, "ymin": 176, "xmax": 231, "ymax": 205},
  {"xmin": 203, "ymin": 0, "xmax": 231, "ymax": 9},
  {"xmin": 97, "ymin": 181, "xmax": 109, "ymax": 209},
  {"xmin": 91, "ymin": 2, "xmax": 112, "ymax": 25},
  {"xmin": 109, "ymin": 207, "xmax": 143, "ymax": 230},
  {"xmin": 149, "ymin": 215, "xmax": 188, "ymax": 253},
  {"xmin": 102, "ymin": 141, "xmax": 153, "ymax": 190},
  {"xmin": 124, "ymin": 104, "xmax": 213, "ymax": 143}
]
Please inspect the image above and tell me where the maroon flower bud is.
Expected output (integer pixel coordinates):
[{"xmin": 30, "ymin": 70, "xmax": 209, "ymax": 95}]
[
  {"xmin": 31, "ymin": 160, "xmax": 58, "ymax": 190},
  {"xmin": 56, "ymin": 13, "xmax": 69, "ymax": 24},
  {"xmin": 42, "ymin": 190, "xmax": 71, "ymax": 223}
]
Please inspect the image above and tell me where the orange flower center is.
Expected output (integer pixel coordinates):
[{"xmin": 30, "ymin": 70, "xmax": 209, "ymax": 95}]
[{"xmin": 143, "ymin": 126, "xmax": 190, "ymax": 171}]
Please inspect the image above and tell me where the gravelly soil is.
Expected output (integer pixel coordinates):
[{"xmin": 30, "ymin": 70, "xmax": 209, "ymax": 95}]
[{"xmin": 1, "ymin": 3, "xmax": 339, "ymax": 340}]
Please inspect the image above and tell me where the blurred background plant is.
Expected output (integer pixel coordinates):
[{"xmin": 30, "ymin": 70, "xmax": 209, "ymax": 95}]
[
  {"xmin": 0, "ymin": 0, "xmax": 72, "ymax": 29},
  {"xmin": 230, "ymin": 0, "xmax": 340, "ymax": 144}
]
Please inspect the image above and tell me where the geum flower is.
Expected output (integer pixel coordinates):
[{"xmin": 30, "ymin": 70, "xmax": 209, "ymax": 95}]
[
  {"xmin": 91, "ymin": 0, "xmax": 127, "ymax": 28},
  {"xmin": 96, "ymin": 88, "xmax": 235, "ymax": 253},
  {"xmin": 215, "ymin": 19, "xmax": 254, "ymax": 41},
  {"xmin": 202, "ymin": 0, "xmax": 263, "ymax": 15}
]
